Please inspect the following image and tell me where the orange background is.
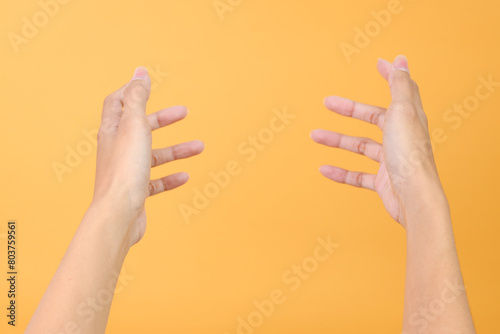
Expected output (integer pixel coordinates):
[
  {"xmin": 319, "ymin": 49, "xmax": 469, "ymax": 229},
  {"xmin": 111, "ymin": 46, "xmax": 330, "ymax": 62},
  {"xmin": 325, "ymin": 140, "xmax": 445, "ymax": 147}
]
[{"xmin": 1, "ymin": 0, "xmax": 499, "ymax": 333}]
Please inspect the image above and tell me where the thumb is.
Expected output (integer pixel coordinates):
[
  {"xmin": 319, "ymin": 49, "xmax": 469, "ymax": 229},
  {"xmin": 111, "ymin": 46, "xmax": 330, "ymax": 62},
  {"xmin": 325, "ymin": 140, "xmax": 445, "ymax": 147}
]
[
  {"xmin": 123, "ymin": 67, "xmax": 152, "ymax": 116},
  {"xmin": 388, "ymin": 55, "xmax": 414, "ymax": 104}
]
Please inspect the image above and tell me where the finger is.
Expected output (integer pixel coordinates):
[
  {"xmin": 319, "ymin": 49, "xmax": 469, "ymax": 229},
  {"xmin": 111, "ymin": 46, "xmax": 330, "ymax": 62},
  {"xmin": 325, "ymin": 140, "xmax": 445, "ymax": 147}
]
[
  {"xmin": 324, "ymin": 96, "xmax": 386, "ymax": 130},
  {"xmin": 148, "ymin": 106, "xmax": 188, "ymax": 131},
  {"xmin": 388, "ymin": 55, "xmax": 425, "ymax": 112},
  {"xmin": 319, "ymin": 165, "xmax": 376, "ymax": 191},
  {"xmin": 123, "ymin": 67, "xmax": 152, "ymax": 118},
  {"xmin": 151, "ymin": 140, "xmax": 205, "ymax": 167},
  {"xmin": 102, "ymin": 83, "xmax": 127, "ymax": 119},
  {"xmin": 388, "ymin": 56, "xmax": 415, "ymax": 101},
  {"xmin": 388, "ymin": 55, "xmax": 412, "ymax": 103},
  {"xmin": 100, "ymin": 83, "xmax": 127, "ymax": 137},
  {"xmin": 149, "ymin": 172, "xmax": 189, "ymax": 196},
  {"xmin": 311, "ymin": 129, "xmax": 382, "ymax": 162},
  {"xmin": 377, "ymin": 58, "xmax": 391, "ymax": 81}
]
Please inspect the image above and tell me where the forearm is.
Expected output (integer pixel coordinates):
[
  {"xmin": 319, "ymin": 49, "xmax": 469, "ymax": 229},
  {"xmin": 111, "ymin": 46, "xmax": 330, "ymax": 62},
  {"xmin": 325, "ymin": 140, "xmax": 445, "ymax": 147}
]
[
  {"xmin": 402, "ymin": 194, "xmax": 475, "ymax": 333},
  {"xmin": 26, "ymin": 201, "xmax": 132, "ymax": 333}
]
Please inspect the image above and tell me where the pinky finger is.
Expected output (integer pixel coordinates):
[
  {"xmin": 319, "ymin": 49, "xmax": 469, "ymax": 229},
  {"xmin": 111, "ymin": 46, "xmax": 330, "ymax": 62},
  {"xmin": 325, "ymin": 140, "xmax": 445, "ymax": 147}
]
[
  {"xmin": 149, "ymin": 172, "xmax": 189, "ymax": 196},
  {"xmin": 319, "ymin": 165, "xmax": 376, "ymax": 191}
]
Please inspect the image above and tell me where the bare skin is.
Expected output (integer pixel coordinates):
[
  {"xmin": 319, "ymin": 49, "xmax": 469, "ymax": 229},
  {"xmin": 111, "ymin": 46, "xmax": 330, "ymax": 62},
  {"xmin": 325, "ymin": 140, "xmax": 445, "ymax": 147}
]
[
  {"xmin": 311, "ymin": 55, "xmax": 475, "ymax": 333},
  {"xmin": 26, "ymin": 57, "xmax": 475, "ymax": 334},
  {"xmin": 26, "ymin": 67, "xmax": 204, "ymax": 333}
]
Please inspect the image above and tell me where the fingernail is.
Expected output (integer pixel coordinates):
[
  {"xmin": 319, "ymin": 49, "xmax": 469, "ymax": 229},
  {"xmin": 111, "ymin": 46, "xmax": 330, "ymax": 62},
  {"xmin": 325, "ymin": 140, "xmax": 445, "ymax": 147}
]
[
  {"xmin": 393, "ymin": 55, "xmax": 410, "ymax": 74},
  {"xmin": 131, "ymin": 66, "xmax": 148, "ymax": 81}
]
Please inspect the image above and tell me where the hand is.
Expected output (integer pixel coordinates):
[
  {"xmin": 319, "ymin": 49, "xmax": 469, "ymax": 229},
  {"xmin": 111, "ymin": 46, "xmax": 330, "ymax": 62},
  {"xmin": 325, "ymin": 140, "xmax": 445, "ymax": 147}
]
[
  {"xmin": 311, "ymin": 56, "xmax": 447, "ymax": 228},
  {"xmin": 92, "ymin": 67, "xmax": 204, "ymax": 246}
]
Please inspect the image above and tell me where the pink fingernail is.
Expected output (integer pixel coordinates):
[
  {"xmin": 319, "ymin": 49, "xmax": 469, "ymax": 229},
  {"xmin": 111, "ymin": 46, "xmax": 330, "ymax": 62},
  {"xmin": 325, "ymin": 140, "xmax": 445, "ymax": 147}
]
[
  {"xmin": 131, "ymin": 66, "xmax": 148, "ymax": 81},
  {"xmin": 393, "ymin": 55, "xmax": 410, "ymax": 74}
]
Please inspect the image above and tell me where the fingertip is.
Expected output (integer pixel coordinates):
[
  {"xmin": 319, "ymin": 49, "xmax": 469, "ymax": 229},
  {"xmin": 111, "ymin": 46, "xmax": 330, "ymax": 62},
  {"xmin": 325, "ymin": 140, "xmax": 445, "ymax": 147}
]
[
  {"xmin": 377, "ymin": 58, "xmax": 391, "ymax": 69},
  {"xmin": 377, "ymin": 57, "xmax": 390, "ymax": 65},
  {"xmin": 319, "ymin": 165, "xmax": 330, "ymax": 175},
  {"xmin": 319, "ymin": 165, "xmax": 336, "ymax": 179},
  {"xmin": 123, "ymin": 68, "xmax": 151, "ymax": 110},
  {"xmin": 169, "ymin": 105, "xmax": 189, "ymax": 119},
  {"xmin": 324, "ymin": 96, "xmax": 336, "ymax": 107},
  {"xmin": 131, "ymin": 66, "xmax": 149, "ymax": 81},
  {"xmin": 377, "ymin": 57, "xmax": 383, "ymax": 68},
  {"xmin": 179, "ymin": 172, "xmax": 190, "ymax": 183},
  {"xmin": 193, "ymin": 140, "xmax": 205, "ymax": 152},
  {"xmin": 173, "ymin": 105, "xmax": 189, "ymax": 116},
  {"xmin": 388, "ymin": 55, "xmax": 414, "ymax": 96},
  {"xmin": 377, "ymin": 58, "xmax": 391, "ymax": 81},
  {"xmin": 310, "ymin": 129, "xmax": 325, "ymax": 143},
  {"xmin": 176, "ymin": 105, "xmax": 189, "ymax": 117},
  {"xmin": 393, "ymin": 55, "xmax": 410, "ymax": 74},
  {"xmin": 323, "ymin": 96, "xmax": 335, "ymax": 109}
]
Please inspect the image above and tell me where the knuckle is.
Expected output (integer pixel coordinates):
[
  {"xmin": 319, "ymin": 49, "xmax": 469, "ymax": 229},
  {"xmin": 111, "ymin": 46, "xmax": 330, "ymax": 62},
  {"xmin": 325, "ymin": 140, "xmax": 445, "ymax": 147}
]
[
  {"xmin": 354, "ymin": 173, "xmax": 363, "ymax": 187},
  {"xmin": 338, "ymin": 169, "xmax": 348, "ymax": 184},
  {"xmin": 356, "ymin": 138, "xmax": 368, "ymax": 154},
  {"xmin": 103, "ymin": 94, "xmax": 114, "ymax": 106},
  {"xmin": 162, "ymin": 178, "xmax": 171, "ymax": 191},
  {"xmin": 124, "ymin": 84, "xmax": 148, "ymax": 105},
  {"xmin": 98, "ymin": 118, "xmax": 116, "ymax": 136},
  {"xmin": 151, "ymin": 153, "xmax": 159, "ymax": 167},
  {"xmin": 170, "ymin": 146, "xmax": 179, "ymax": 161},
  {"xmin": 103, "ymin": 94, "xmax": 121, "ymax": 110},
  {"xmin": 369, "ymin": 112, "xmax": 380, "ymax": 126},
  {"xmin": 148, "ymin": 182, "xmax": 156, "ymax": 196}
]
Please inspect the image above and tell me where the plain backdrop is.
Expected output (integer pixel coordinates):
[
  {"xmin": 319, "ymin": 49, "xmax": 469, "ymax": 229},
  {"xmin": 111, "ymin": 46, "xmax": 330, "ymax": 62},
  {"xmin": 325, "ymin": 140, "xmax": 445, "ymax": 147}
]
[{"xmin": 1, "ymin": 0, "xmax": 499, "ymax": 333}]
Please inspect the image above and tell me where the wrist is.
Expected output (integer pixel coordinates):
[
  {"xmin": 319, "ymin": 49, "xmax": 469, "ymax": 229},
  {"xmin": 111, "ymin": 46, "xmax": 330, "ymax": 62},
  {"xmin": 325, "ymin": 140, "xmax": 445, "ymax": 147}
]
[
  {"xmin": 399, "ymin": 182, "xmax": 450, "ymax": 230},
  {"xmin": 86, "ymin": 198, "xmax": 137, "ymax": 252}
]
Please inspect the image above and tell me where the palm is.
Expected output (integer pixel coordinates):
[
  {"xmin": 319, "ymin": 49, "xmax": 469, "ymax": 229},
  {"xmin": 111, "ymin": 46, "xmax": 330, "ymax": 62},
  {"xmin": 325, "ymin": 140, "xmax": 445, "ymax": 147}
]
[{"xmin": 95, "ymin": 100, "xmax": 204, "ymax": 248}]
